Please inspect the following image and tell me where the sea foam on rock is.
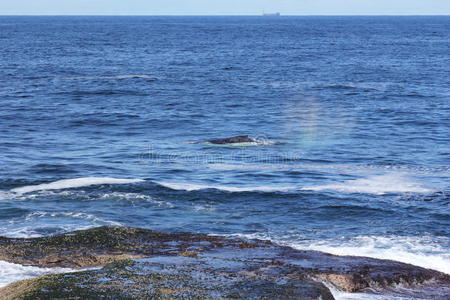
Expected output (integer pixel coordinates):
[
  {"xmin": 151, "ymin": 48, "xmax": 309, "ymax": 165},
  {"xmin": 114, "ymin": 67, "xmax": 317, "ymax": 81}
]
[{"xmin": 0, "ymin": 226, "xmax": 449, "ymax": 299}]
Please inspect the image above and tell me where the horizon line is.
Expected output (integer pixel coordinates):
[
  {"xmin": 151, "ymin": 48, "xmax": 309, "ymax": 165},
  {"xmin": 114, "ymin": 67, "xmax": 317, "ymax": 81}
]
[{"xmin": 1, "ymin": 14, "xmax": 450, "ymax": 17}]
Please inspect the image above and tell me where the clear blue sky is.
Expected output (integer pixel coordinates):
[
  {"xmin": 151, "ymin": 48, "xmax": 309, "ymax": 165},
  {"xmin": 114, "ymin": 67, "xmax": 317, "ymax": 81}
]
[{"xmin": 1, "ymin": 0, "xmax": 450, "ymax": 15}]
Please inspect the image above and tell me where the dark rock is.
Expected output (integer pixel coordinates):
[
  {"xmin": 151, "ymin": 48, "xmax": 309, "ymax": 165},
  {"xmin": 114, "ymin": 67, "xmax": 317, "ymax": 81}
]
[
  {"xmin": 278, "ymin": 247, "xmax": 450, "ymax": 293},
  {"xmin": 0, "ymin": 227, "xmax": 269, "ymax": 268},
  {"xmin": 0, "ymin": 258, "xmax": 334, "ymax": 300},
  {"xmin": 0, "ymin": 226, "xmax": 449, "ymax": 299}
]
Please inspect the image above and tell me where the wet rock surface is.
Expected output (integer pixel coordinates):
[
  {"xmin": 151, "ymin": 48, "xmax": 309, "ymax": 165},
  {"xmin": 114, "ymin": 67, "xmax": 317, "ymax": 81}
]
[
  {"xmin": 1, "ymin": 258, "xmax": 333, "ymax": 300},
  {"xmin": 0, "ymin": 226, "xmax": 449, "ymax": 299},
  {"xmin": 0, "ymin": 227, "xmax": 270, "ymax": 268}
]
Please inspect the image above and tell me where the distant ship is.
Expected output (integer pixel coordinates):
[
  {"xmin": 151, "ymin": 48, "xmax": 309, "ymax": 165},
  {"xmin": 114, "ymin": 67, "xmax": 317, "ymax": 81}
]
[{"xmin": 262, "ymin": 12, "xmax": 280, "ymax": 16}]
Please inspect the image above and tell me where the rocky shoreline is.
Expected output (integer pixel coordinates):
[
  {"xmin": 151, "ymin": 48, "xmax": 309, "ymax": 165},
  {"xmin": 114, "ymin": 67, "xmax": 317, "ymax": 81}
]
[{"xmin": 0, "ymin": 226, "xmax": 449, "ymax": 299}]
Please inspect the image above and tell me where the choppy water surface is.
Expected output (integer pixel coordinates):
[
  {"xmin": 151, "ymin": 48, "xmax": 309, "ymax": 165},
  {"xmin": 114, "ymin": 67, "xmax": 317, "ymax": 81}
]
[{"xmin": 1, "ymin": 16, "xmax": 449, "ymax": 296}]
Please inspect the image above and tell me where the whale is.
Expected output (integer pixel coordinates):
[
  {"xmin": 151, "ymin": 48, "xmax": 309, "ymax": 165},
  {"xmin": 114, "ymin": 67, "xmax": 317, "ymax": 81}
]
[{"xmin": 207, "ymin": 135, "xmax": 256, "ymax": 145}]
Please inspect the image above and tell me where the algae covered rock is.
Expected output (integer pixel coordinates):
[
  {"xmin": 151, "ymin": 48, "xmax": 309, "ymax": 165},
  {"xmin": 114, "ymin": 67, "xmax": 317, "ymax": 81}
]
[
  {"xmin": 0, "ymin": 226, "xmax": 449, "ymax": 299},
  {"xmin": 0, "ymin": 226, "xmax": 265, "ymax": 268},
  {"xmin": 0, "ymin": 258, "xmax": 333, "ymax": 300}
]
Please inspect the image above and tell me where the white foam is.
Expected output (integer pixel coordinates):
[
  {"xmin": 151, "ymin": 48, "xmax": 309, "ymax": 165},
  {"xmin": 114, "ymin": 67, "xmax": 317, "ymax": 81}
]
[
  {"xmin": 99, "ymin": 191, "xmax": 152, "ymax": 201},
  {"xmin": 0, "ymin": 260, "xmax": 75, "ymax": 288},
  {"xmin": 99, "ymin": 192, "xmax": 174, "ymax": 208},
  {"xmin": 11, "ymin": 177, "xmax": 144, "ymax": 195},
  {"xmin": 228, "ymin": 232, "xmax": 450, "ymax": 275},
  {"xmin": 293, "ymin": 235, "xmax": 450, "ymax": 275},
  {"xmin": 209, "ymin": 163, "xmax": 450, "ymax": 176},
  {"xmin": 155, "ymin": 181, "xmax": 293, "ymax": 193},
  {"xmin": 0, "ymin": 210, "xmax": 123, "ymax": 238},
  {"xmin": 327, "ymin": 283, "xmax": 412, "ymax": 300},
  {"xmin": 0, "ymin": 191, "xmax": 10, "ymax": 201},
  {"xmin": 193, "ymin": 204, "xmax": 217, "ymax": 212},
  {"xmin": 302, "ymin": 173, "xmax": 434, "ymax": 195},
  {"xmin": 24, "ymin": 211, "xmax": 122, "ymax": 226},
  {"xmin": 0, "ymin": 224, "xmax": 105, "ymax": 239},
  {"xmin": 0, "ymin": 227, "xmax": 44, "ymax": 238},
  {"xmin": 156, "ymin": 173, "xmax": 434, "ymax": 195}
]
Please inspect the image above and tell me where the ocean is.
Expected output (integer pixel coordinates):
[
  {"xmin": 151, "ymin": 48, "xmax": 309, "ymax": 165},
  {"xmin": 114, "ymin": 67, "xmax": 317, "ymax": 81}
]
[{"xmin": 0, "ymin": 16, "xmax": 449, "ymax": 298}]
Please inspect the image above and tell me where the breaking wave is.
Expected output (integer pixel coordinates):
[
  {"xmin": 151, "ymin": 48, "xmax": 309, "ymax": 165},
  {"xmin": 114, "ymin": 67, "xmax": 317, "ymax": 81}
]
[
  {"xmin": 302, "ymin": 173, "xmax": 435, "ymax": 195},
  {"xmin": 11, "ymin": 177, "xmax": 145, "ymax": 195},
  {"xmin": 225, "ymin": 232, "xmax": 450, "ymax": 275},
  {"xmin": 155, "ymin": 173, "xmax": 435, "ymax": 195},
  {"xmin": 293, "ymin": 235, "xmax": 450, "ymax": 275},
  {"xmin": 155, "ymin": 181, "xmax": 294, "ymax": 192},
  {"xmin": 0, "ymin": 211, "xmax": 123, "ymax": 238},
  {"xmin": 0, "ymin": 261, "xmax": 75, "ymax": 288},
  {"xmin": 24, "ymin": 211, "xmax": 122, "ymax": 226}
]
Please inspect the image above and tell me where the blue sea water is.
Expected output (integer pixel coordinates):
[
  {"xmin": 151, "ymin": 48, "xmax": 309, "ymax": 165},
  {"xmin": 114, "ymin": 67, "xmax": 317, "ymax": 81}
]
[{"xmin": 0, "ymin": 16, "xmax": 449, "ymax": 291}]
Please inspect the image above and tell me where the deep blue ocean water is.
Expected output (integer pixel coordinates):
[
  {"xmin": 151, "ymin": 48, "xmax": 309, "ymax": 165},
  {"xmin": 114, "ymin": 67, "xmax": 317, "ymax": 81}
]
[{"xmin": 0, "ymin": 16, "xmax": 449, "ymax": 292}]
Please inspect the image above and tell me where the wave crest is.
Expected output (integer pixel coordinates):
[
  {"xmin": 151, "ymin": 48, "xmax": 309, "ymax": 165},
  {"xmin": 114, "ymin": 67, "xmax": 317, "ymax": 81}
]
[
  {"xmin": 224, "ymin": 232, "xmax": 450, "ymax": 275},
  {"xmin": 302, "ymin": 174, "xmax": 434, "ymax": 195},
  {"xmin": 11, "ymin": 177, "xmax": 145, "ymax": 195},
  {"xmin": 155, "ymin": 181, "xmax": 293, "ymax": 192},
  {"xmin": 155, "ymin": 173, "xmax": 434, "ymax": 195},
  {"xmin": 0, "ymin": 261, "xmax": 75, "ymax": 288}
]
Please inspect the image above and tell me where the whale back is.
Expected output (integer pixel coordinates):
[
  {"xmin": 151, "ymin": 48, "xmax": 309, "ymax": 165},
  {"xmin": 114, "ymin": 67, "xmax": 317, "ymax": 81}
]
[{"xmin": 208, "ymin": 135, "xmax": 255, "ymax": 145}]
